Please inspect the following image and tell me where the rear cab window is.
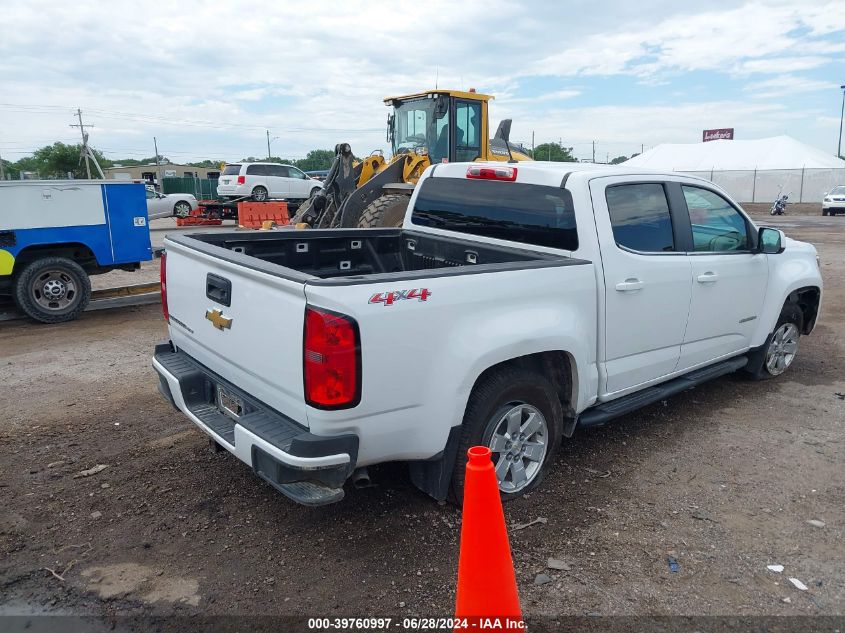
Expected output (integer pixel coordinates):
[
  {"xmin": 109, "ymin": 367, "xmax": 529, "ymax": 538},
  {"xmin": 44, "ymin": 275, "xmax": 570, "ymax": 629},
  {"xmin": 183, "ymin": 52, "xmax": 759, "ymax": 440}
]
[
  {"xmin": 606, "ymin": 183, "xmax": 675, "ymax": 253},
  {"xmin": 411, "ymin": 177, "xmax": 578, "ymax": 251},
  {"xmin": 222, "ymin": 164, "xmax": 242, "ymax": 176}
]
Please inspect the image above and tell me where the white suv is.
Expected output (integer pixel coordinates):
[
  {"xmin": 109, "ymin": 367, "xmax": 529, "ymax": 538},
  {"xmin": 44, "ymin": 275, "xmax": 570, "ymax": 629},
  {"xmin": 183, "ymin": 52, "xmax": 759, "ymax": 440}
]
[{"xmin": 216, "ymin": 162, "xmax": 322, "ymax": 202}]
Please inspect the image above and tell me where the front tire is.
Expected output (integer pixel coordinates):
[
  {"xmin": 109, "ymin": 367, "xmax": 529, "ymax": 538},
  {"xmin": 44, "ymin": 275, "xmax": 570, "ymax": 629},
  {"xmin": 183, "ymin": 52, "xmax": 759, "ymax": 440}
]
[
  {"xmin": 745, "ymin": 303, "xmax": 802, "ymax": 380},
  {"xmin": 252, "ymin": 186, "xmax": 268, "ymax": 202},
  {"xmin": 13, "ymin": 257, "xmax": 92, "ymax": 324},
  {"xmin": 450, "ymin": 367, "xmax": 563, "ymax": 504},
  {"xmin": 357, "ymin": 194, "xmax": 409, "ymax": 228}
]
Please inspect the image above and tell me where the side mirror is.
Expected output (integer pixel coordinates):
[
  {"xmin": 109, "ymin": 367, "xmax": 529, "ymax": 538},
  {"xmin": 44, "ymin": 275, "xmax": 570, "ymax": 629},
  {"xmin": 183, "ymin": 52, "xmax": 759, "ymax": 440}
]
[{"xmin": 758, "ymin": 227, "xmax": 785, "ymax": 254}]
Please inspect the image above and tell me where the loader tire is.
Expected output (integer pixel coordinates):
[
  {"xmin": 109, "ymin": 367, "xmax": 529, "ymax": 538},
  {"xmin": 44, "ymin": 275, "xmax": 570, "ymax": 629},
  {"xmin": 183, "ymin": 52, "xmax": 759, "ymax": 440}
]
[{"xmin": 357, "ymin": 194, "xmax": 409, "ymax": 228}]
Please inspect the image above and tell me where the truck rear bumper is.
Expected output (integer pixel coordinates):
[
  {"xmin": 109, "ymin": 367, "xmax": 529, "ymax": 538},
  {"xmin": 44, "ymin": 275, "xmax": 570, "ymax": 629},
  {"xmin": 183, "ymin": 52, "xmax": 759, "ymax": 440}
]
[{"xmin": 152, "ymin": 342, "xmax": 358, "ymax": 506}]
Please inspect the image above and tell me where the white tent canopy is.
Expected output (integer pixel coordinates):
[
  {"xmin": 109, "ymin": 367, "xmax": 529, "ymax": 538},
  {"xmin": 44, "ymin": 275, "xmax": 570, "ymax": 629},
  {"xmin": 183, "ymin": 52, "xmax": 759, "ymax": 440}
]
[{"xmin": 625, "ymin": 135, "xmax": 845, "ymax": 171}]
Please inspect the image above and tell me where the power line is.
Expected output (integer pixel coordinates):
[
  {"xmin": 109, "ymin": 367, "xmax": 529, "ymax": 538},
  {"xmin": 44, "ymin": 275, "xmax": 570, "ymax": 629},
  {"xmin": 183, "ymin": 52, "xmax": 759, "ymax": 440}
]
[{"xmin": 0, "ymin": 102, "xmax": 382, "ymax": 133}]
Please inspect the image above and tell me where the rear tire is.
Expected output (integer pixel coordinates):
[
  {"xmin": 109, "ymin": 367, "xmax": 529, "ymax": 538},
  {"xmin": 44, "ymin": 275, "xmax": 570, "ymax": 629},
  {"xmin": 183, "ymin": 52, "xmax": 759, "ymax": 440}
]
[
  {"xmin": 173, "ymin": 200, "xmax": 192, "ymax": 217},
  {"xmin": 745, "ymin": 303, "xmax": 803, "ymax": 380},
  {"xmin": 450, "ymin": 367, "xmax": 563, "ymax": 505},
  {"xmin": 13, "ymin": 257, "xmax": 92, "ymax": 324},
  {"xmin": 252, "ymin": 186, "xmax": 268, "ymax": 202},
  {"xmin": 357, "ymin": 194, "xmax": 409, "ymax": 228}
]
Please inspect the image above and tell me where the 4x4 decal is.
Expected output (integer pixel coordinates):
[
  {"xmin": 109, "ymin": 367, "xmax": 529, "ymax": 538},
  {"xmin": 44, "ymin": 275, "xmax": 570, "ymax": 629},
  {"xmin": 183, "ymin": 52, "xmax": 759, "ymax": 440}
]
[{"xmin": 369, "ymin": 288, "xmax": 431, "ymax": 306}]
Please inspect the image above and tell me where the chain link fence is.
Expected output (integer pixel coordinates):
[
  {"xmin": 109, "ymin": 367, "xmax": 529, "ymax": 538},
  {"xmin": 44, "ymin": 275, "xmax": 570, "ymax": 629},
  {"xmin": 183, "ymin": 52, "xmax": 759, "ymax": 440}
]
[
  {"xmin": 678, "ymin": 168, "xmax": 845, "ymax": 203},
  {"xmin": 161, "ymin": 177, "xmax": 219, "ymax": 199}
]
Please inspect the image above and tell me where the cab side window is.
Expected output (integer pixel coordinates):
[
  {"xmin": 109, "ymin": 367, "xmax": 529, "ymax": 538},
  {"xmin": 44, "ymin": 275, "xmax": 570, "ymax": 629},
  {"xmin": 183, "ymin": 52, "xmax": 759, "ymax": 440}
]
[
  {"xmin": 681, "ymin": 186, "xmax": 750, "ymax": 252},
  {"xmin": 606, "ymin": 183, "xmax": 675, "ymax": 253},
  {"xmin": 455, "ymin": 101, "xmax": 481, "ymax": 162}
]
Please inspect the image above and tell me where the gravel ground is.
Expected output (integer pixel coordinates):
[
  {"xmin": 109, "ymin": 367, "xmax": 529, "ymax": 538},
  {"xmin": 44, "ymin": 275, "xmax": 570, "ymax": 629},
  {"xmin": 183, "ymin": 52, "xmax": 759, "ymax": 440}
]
[{"xmin": 1, "ymin": 212, "xmax": 843, "ymax": 631}]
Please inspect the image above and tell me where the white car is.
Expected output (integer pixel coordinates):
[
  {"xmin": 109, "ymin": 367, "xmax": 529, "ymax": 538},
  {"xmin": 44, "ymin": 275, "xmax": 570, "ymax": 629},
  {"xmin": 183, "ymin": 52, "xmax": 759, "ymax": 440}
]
[
  {"xmin": 145, "ymin": 187, "xmax": 198, "ymax": 220},
  {"xmin": 154, "ymin": 162, "xmax": 822, "ymax": 506},
  {"xmin": 822, "ymin": 185, "xmax": 845, "ymax": 216},
  {"xmin": 216, "ymin": 162, "xmax": 322, "ymax": 202}
]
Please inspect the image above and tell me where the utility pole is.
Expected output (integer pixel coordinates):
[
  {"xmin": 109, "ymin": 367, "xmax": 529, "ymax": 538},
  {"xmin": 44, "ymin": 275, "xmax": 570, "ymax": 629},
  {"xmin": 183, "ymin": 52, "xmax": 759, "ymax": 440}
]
[
  {"xmin": 531, "ymin": 131, "xmax": 535, "ymax": 159},
  {"xmin": 592, "ymin": 140, "xmax": 596, "ymax": 163},
  {"xmin": 267, "ymin": 129, "xmax": 271, "ymax": 159},
  {"xmin": 838, "ymin": 85, "xmax": 845, "ymax": 158},
  {"xmin": 153, "ymin": 137, "xmax": 162, "ymax": 191},
  {"xmin": 0, "ymin": 147, "xmax": 5, "ymax": 181},
  {"xmin": 70, "ymin": 108, "xmax": 93, "ymax": 179}
]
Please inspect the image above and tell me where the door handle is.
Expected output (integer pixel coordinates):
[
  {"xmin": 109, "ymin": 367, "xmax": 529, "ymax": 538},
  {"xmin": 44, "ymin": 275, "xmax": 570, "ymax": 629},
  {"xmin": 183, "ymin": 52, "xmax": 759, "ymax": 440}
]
[
  {"xmin": 615, "ymin": 278, "xmax": 644, "ymax": 292},
  {"xmin": 696, "ymin": 272, "xmax": 719, "ymax": 284},
  {"xmin": 206, "ymin": 273, "xmax": 232, "ymax": 306}
]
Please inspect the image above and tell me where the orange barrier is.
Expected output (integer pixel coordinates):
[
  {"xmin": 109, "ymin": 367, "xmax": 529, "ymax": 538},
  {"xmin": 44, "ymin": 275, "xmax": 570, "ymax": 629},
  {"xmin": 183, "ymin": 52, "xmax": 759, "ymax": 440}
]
[
  {"xmin": 237, "ymin": 201, "xmax": 289, "ymax": 229},
  {"xmin": 454, "ymin": 446, "xmax": 524, "ymax": 631}
]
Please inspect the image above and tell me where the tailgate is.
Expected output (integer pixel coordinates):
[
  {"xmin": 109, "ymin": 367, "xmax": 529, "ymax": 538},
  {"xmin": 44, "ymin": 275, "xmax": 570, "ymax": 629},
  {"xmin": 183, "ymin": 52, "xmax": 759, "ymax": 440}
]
[{"xmin": 163, "ymin": 239, "xmax": 309, "ymax": 426}]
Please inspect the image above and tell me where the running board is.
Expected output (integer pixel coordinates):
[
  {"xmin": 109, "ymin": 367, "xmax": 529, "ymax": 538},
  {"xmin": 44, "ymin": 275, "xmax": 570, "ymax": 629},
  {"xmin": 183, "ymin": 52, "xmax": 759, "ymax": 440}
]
[{"xmin": 577, "ymin": 356, "xmax": 748, "ymax": 429}]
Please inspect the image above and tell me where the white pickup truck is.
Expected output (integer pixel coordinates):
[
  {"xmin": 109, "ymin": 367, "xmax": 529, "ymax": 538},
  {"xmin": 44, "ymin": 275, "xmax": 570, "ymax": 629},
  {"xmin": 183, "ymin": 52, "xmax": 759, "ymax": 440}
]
[{"xmin": 153, "ymin": 162, "xmax": 822, "ymax": 506}]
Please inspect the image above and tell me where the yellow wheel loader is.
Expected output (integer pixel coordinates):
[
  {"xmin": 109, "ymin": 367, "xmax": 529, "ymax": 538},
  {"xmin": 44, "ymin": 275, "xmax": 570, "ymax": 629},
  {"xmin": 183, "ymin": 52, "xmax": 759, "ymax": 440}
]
[{"xmin": 292, "ymin": 89, "xmax": 532, "ymax": 229}]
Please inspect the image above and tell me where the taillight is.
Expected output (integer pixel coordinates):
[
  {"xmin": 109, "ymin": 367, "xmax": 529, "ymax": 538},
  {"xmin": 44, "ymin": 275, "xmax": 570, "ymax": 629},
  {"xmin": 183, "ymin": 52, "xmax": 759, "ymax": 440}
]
[
  {"xmin": 160, "ymin": 252, "xmax": 169, "ymax": 322},
  {"xmin": 303, "ymin": 306, "xmax": 360, "ymax": 409},
  {"xmin": 466, "ymin": 165, "xmax": 517, "ymax": 181},
  {"xmin": 237, "ymin": 175, "xmax": 246, "ymax": 185}
]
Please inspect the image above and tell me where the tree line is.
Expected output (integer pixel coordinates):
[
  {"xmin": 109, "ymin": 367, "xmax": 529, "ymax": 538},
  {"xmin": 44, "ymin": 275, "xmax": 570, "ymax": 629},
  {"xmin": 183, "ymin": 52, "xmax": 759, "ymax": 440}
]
[{"xmin": 0, "ymin": 143, "xmax": 338, "ymax": 180}]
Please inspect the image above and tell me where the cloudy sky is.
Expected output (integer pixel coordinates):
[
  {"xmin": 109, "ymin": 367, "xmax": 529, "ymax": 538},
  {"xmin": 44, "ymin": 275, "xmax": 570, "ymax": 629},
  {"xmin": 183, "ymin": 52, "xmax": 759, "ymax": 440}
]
[{"xmin": 1, "ymin": 0, "xmax": 844, "ymax": 165}]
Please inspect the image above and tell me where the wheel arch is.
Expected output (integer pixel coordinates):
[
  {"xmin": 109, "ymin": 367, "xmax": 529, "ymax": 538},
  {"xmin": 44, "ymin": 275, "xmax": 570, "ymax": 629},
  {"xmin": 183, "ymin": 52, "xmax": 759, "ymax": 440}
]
[
  {"xmin": 13, "ymin": 242, "xmax": 100, "ymax": 275},
  {"xmin": 408, "ymin": 349, "xmax": 577, "ymax": 502},
  {"xmin": 466, "ymin": 350, "xmax": 578, "ymax": 434},
  {"xmin": 789, "ymin": 286, "xmax": 820, "ymax": 335}
]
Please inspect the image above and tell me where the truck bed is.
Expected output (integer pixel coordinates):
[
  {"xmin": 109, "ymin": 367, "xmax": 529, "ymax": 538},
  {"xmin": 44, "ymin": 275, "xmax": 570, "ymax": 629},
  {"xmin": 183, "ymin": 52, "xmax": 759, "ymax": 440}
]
[{"xmin": 168, "ymin": 228, "xmax": 577, "ymax": 284}]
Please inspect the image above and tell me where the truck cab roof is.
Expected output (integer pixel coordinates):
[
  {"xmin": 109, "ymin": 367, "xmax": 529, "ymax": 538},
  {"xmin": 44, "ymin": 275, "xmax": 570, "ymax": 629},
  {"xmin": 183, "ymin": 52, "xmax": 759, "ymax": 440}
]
[{"xmin": 427, "ymin": 160, "xmax": 712, "ymax": 189}]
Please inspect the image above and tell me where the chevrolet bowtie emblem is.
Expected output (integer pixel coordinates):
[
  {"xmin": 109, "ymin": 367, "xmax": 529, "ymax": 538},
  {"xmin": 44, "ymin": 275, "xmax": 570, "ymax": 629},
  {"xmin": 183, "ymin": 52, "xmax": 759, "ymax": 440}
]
[{"xmin": 205, "ymin": 308, "xmax": 233, "ymax": 330}]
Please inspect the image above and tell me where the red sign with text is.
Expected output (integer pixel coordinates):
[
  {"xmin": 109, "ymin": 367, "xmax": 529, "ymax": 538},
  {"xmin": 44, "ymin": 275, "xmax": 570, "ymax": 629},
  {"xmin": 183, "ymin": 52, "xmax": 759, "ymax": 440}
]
[{"xmin": 703, "ymin": 128, "xmax": 734, "ymax": 142}]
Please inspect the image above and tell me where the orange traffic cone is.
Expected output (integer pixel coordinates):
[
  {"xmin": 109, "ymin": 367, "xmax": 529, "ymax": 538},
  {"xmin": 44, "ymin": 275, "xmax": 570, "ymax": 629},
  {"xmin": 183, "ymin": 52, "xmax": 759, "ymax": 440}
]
[{"xmin": 455, "ymin": 446, "xmax": 525, "ymax": 631}]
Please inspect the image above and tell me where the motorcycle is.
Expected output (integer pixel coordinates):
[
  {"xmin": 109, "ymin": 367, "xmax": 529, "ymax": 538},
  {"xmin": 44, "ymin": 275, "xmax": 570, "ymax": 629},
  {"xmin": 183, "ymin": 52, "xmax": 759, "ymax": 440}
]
[{"xmin": 770, "ymin": 190, "xmax": 790, "ymax": 215}]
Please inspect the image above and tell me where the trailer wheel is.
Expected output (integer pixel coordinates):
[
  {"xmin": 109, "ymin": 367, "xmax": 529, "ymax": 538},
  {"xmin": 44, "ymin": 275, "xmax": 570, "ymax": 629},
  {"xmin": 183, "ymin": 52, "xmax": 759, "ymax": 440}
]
[
  {"xmin": 13, "ymin": 257, "xmax": 92, "ymax": 324},
  {"xmin": 357, "ymin": 193, "xmax": 409, "ymax": 228}
]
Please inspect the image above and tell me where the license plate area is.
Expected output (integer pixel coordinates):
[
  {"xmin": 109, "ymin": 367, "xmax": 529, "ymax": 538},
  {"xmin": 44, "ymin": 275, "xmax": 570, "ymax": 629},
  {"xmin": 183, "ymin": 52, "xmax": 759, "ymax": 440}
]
[{"xmin": 216, "ymin": 385, "xmax": 244, "ymax": 421}]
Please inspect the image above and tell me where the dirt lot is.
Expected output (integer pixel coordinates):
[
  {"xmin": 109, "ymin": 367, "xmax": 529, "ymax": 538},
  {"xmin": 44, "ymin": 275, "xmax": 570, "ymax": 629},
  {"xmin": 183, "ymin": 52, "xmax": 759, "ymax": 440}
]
[{"xmin": 1, "ymin": 212, "xmax": 843, "ymax": 630}]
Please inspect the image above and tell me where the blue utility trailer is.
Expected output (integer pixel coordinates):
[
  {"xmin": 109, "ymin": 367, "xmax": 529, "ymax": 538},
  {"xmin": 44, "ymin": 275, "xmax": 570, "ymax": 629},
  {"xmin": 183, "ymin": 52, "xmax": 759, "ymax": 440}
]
[{"xmin": 0, "ymin": 180, "xmax": 153, "ymax": 323}]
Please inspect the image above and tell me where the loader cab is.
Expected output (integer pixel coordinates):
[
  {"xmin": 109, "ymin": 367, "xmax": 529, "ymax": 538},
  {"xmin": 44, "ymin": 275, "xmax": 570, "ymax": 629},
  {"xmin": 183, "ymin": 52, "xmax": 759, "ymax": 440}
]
[{"xmin": 385, "ymin": 90, "xmax": 491, "ymax": 164}]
